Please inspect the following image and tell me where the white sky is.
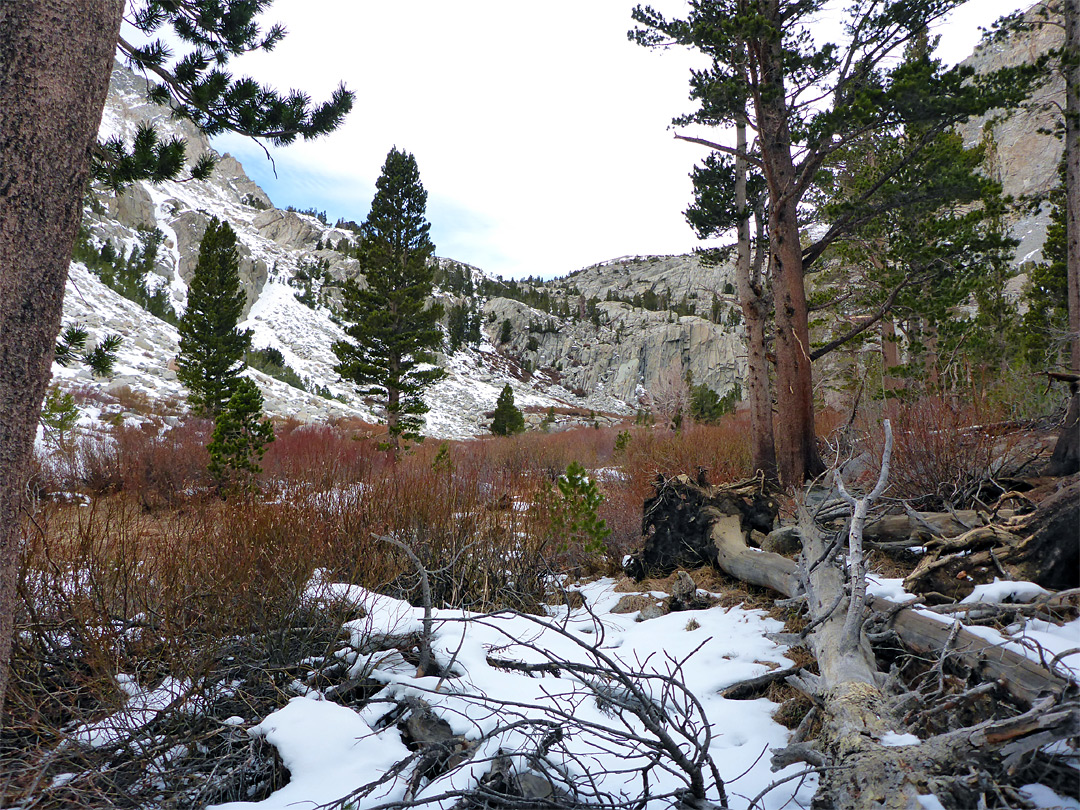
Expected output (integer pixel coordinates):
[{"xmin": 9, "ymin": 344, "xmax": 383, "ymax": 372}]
[{"xmin": 210, "ymin": 0, "xmax": 1028, "ymax": 280}]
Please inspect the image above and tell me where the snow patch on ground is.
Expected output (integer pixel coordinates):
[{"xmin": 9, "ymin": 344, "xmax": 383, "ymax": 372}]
[{"xmin": 205, "ymin": 576, "xmax": 814, "ymax": 810}]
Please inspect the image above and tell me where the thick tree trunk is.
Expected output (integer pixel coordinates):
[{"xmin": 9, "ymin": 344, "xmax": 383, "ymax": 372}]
[
  {"xmin": 734, "ymin": 114, "xmax": 777, "ymax": 481},
  {"xmin": 753, "ymin": 0, "xmax": 824, "ymax": 486},
  {"xmin": 1065, "ymin": 0, "xmax": 1079, "ymax": 377},
  {"xmin": 1050, "ymin": 0, "xmax": 1080, "ymax": 475},
  {"xmin": 0, "ymin": 0, "xmax": 123, "ymax": 717}
]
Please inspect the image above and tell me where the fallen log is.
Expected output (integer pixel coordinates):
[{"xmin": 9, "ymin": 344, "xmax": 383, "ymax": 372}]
[
  {"xmin": 904, "ymin": 479, "xmax": 1080, "ymax": 600},
  {"xmin": 632, "ymin": 474, "xmax": 1076, "ymax": 709},
  {"xmin": 702, "ymin": 505, "xmax": 1071, "ymax": 709},
  {"xmin": 625, "ymin": 475, "xmax": 777, "ymax": 580},
  {"xmin": 634, "ymin": 471, "xmax": 1080, "ymax": 809},
  {"xmin": 863, "ymin": 509, "xmax": 1006, "ymax": 544}
]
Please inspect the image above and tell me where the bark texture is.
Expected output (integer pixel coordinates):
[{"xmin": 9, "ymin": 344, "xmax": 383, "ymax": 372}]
[
  {"xmin": 1050, "ymin": 0, "xmax": 1080, "ymax": 474},
  {"xmin": 753, "ymin": 0, "xmax": 824, "ymax": 486},
  {"xmin": 734, "ymin": 114, "xmax": 777, "ymax": 481},
  {"xmin": 0, "ymin": 0, "xmax": 124, "ymax": 715}
]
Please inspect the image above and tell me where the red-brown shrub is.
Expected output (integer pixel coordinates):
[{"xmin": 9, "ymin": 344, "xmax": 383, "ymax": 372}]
[
  {"xmin": 112, "ymin": 418, "xmax": 214, "ymax": 507},
  {"xmin": 262, "ymin": 420, "xmax": 381, "ymax": 493},
  {"xmin": 619, "ymin": 416, "xmax": 753, "ymax": 498},
  {"xmin": 860, "ymin": 395, "xmax": 1023, "ymax": 509}
]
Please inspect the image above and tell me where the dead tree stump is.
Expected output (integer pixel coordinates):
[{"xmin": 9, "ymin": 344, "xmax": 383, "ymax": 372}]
[{"xmin": 623, "ymin": 474, "xmax": 777, "ymax": 580}]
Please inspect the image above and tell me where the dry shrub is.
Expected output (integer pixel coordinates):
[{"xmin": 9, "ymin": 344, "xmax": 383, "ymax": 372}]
[
  {"xmin": 327, "ymin": 456, "xmax": 555, "ymax": 612},
  {"xmin": 262, "ymin": 420, "xmax": 381, "ymax": 493},
  {"xmin": 598, "ymin": 479, "xmax": 643, "ymax": 571},
  {"xmin": 860, "ymin": 396, "xmax": 1026, "ymax": 510},
  {"xmin": 5, "ymin": 494, "xmax": 361, "ymax": 807},
  {"xmin": 619, "ymin": 416, "xmax": 753, "ymax": 497},
  {"xmin": 459, "ymin": 427, "xmax": 613, "ymax": 485},
  {"xmin": 109, "ymin": 418, "xmax": 214, "ymax": 507}
]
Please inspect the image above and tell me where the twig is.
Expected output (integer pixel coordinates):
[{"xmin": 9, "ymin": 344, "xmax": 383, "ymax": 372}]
[{"xmin": 375, "ymin": 533, "xmax": 435, "ymax": 677}]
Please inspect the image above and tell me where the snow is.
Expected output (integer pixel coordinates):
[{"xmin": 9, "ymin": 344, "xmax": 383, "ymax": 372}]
[
  {"xmin": 64, "ymin": 65, "xmax": 634, "ymax": 441},
  {"xmin": 42, "ymin": 564, "xmax": 1080, "ymax": 809},
  {"xmin": 1020, "ymin": 784, "xmax": 1080, "ymax": 809},
  {"xmin": 916, "ymin": 795, "xmax": 948, "ymax": 810},
  {"xmin": 879, "ymin": 731, "xmax": 921, "ymax": 747},
  {"xmin": 71, "ymin": 677, "xmax": 197, "ymax": 749},
  {"xmin": 198, "ymin": 576, "xmax": 815, "ymax": 810},
  {"xmin": 961, "ymin": 578, "xmax": 1050, "ymax": 603},
  {"xmin": 212, "ymin": 697, "xmax": 411, "ymax": 810}
]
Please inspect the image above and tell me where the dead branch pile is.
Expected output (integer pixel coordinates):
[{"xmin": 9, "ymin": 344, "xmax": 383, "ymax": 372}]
[{"xmin": 624, "ymin": 452, "xmax": 1080, "ymax": 810}]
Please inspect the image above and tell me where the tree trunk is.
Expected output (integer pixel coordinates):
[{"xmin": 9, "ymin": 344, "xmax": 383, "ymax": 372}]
[
  {"xmin": 0, "ymin": 0, "xmax": 124, "ymax": 718},
  {"xmin": 734, "ymin": 112, "xmax": 777, "ymax": 481},
  {"xmin": 754, "ymin": 0, "xmax": 824, "ymax": 486},
  {"xmin": 881, "ymin": 317, "xmax": 902, "ymax": 393},
  {"xmin": 1065, "ymin": 0, "xmax": 1079, "ymax": 377},
  {"xmin": 1050, "ymin": 0, "xmax": 1079, "ymax": 475}
]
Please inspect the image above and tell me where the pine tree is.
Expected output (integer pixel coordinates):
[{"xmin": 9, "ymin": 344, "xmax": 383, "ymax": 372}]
[
  {"xmin": 491, "ymin": 384, "xmax": 526, "ymax": 436},
  {"xmin": 177, "ymin": 217, "xmax": 252, "ymax": 417},
  {"xmin": 333, "ymin": 148, "xmax": 446, "ymax": 456},
  {"xmin": 633, "ymin": 0, "xmax": 1039, "ymax": 484},
  {"xmin": 1022, "ymin": 164, "xmax": 1069, "ymax": 367},
  {"xmin": 0, "ymin": 0, "xmax": 351, "ymax": 716},
  {"xmin": 207, "ymin": 378, "xmax": 275, "ymax": 494}
]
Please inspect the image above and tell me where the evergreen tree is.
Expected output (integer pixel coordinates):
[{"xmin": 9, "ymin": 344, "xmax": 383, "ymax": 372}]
[
  {"xmin": 333, "ymin": 148, "xmax": 446, "ymax": 456},
  {"xmin": 491, "ymin": 384, "xmax": 526, "ymax": 436},
  {"xmin": 177, "ymin": 217, "xmax": 252, "ymax": 417},
  {"xmin": 54, "ymin": 325, "xmax": 122, "ymax": 378},
  {"xmin": 813, "ymin": 125, "xmax": 1018, "ymax": 391},
  {"xmin": 633, "ymin": 1, "xmax": 1038, "ymax": 484},
  {"xmin": 207, "ymin": 378, "xmax": 275, "ymax": 494},
  {"xmin": 0, "ymin": 0, "xmax": 351, "ymax": 715},
  {"xmin": 447, "ymin": 301, "xmax": 473, "ymax": 352},
  {"xmin": 1022, "ymin": 165, "xmax": 1070, "ymax": 367}
]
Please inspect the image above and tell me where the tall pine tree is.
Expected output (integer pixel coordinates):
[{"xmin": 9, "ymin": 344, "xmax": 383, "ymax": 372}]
[
  {"xmin": 334, "ymin": 148, "xmax": 446, "ymax": 457},
  {"xmin": 632, "ymin": 0, "xmax": 1038, "ymax": 484},
  {"xmin": 177, "ymin": 217, "xmax": 252, "ymax": 417}
]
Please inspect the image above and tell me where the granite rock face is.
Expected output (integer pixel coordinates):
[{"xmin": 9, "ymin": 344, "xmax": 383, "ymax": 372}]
[{"xmin": 956, "ymin": 7, "xmax": 1064, "ymax": 266}]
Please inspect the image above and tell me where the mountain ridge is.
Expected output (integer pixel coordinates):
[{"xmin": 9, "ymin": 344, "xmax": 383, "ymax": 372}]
[{"xmin": 57, "ymin": 17, "xmax": 1063, "ymax": 441}]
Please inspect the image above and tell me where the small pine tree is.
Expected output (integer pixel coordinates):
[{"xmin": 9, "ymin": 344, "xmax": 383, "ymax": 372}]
[
  {"xmin": 333, "ymin": 148, "xmax": 446, "ymax": 457},
  {"xmin": 207, "ymin": 378, "xmax": 275, "ymax": 494},
  {"xmin": 177, "ymin": 217, "xmax": 252, "ymax": 417},
  {"xmin": 548, "ymin": 461, "xmax": 611, "ymax": 555},
  {"xmin": 40, "ymin": 388, "xmax": 79, "ymax": 451},
  {"xmin": 491, "ymin": 384, "xmax": 526, "ymax": 435},
  {"xmin": 499, "ymin": 318, "xmax": 512, "ymax": 344},
  {"xmin": 690, "ymin": 383, "xmax": 741, "ymax": 424}
]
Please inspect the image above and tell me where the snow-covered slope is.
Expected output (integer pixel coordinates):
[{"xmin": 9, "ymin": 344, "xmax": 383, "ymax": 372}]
[{"xmin": 63, "ymin": 64, "xmax": 668, "ymax": 438}]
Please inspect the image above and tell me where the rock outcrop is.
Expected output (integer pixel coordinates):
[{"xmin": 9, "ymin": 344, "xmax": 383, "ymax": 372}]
[{"xmin": 957, "ymin": 6, "xmax": 1064, "ymax": 265}]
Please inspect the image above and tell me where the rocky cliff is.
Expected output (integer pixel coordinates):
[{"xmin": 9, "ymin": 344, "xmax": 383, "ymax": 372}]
[
  {"xmin": 62, "ymin": 63, "xmax": 746, "ymax": 438},
  {"xmin": 957, "ymin": 5, "xmax": 1064, "ymax": 266}
]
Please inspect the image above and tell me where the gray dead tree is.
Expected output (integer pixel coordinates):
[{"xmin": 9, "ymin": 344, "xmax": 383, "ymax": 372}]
[{"xmin": 630, "ymin": 422, "xmax": 1079, "ymax": 809}]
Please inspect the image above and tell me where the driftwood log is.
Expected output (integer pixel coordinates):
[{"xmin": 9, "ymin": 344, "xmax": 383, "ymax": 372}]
[{"xmin": 627, "ymin": 468, "xmax": 1079, "ymax": 809}]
